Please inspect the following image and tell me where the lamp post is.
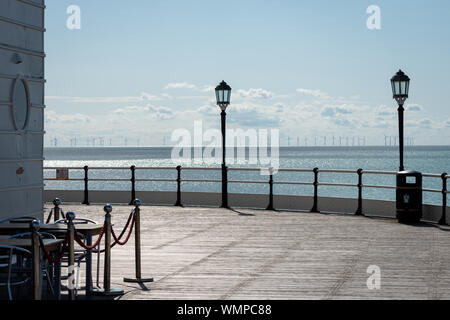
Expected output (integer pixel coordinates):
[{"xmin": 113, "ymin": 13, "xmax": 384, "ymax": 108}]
[
  {"xmin": 215, "ymin": 80, "xmax": 232, "ymax": 208},
  {"xmin": 391, "ymin": 70, "xmax": 410, "ymax": 172}
]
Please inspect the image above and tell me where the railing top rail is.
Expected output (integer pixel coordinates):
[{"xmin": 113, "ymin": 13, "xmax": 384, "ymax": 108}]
[
  {"xmin": 88, "ymin": 167, "xmax": 130, "ymax": 170},
  {"xmin": 182, "ymin": 167, "xmax": 221, "ymax": 171},
  {"xmin": 228, "ymin": 167, "xmax": 262, "ymax": 172},
  {"xmin": 422, "ymin": 188, "xmax": 442, "ymax": 193},
  {"xmin": 362, "ymin": 170, "xmax": 397, "ymax": 175},
  {"xmin": 135, "ymin": 167, "xmax": 179, "ymax": 170},
  {"xmin": 318, "ymin": 169, "xmax": 357, "ymax": 174},
  {"xmin": 422, "ymin": 173, "xmax": 443, "ymax": 178},
  {"xmin": 42, "ymin": 166, "xmax": 446, "ymax": 179},
  {"xmin": 229, "ymin": 180, "xmax": 267, "ymax": 184},
  {"xmin": 44, "ymin": 166, "xmax": 85, "ymax": 170},
  {"xmin": 277, "ymin": 168, "xmax": 312, "ymax": 173}
]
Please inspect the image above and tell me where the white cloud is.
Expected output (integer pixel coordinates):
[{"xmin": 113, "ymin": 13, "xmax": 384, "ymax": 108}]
[
  {"xmin": 296, "ymin": 88, "xmax": 328, "ymax": 98},
  {"xmin": 376, "ymin": 105, "xmax": 396, "ymax": 116},
  {"xmin": 321, "ymin": 105, "xmax": 354, "ymax": 117},
  {"xmin": 236, "ymin": 88, "xmax": 274, "ymax": 99},
  {"xmin": 113, "ymin": 104, "xmax": 175, "ymax": 120},
  {"xmin": 406, "ymin": 104, "xmax": 424, "ymax": 112},
  {"xmin": 45, "ymin": 93, "xmax": 164, "ymax": 103},
  {"xmin": 164, "ymin": 82, "xmax": 198, "ymax": 90},
  {"xmin": 45, "ymin": 110, "xmax": 93, "ymax": 124}
]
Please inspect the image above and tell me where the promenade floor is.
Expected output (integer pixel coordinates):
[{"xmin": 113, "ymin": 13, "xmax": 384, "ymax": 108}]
[{"xmin": 46, "ymin": 203, "xmax": 450, "ymax": 300}]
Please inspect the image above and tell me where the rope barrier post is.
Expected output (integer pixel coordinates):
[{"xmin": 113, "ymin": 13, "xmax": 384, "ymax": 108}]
[
  {"xmin": 53, "ymin": 198, "xmax": 62, "ymax": 222},
  {"xmin": 124, "ymin": 199, "xmax": 154, "ymax": 283},
  {"xmin": 266, "ymin": 167, "xmax": 274, "ymax": 211},
  {"xmin": 439, "ymin": 173, "xmax": 448, "ymax": 225},
  {"xmin": 31, "ymin": 220, "xmax": 41, "ymax": 301},
  {"xmin": 355, "ymin": 169, "xmax": 364, "ymax": 216},
  {"xmin": 93, "ymin": 204, "xmax": 124, "ymax": 296},
  {"xmin": 129, "ymin": 165, "xmax": 136, "ymax": 205},
  {"xmin": 175, "ymin": 166, "xmax": 182, "ymax": 207},
  {"xmin": 82, "ymin": 166, "xmax": 90, "ymax": 205},
  {"xmin": 67, "ymin": 212, "xmax": 76, "ymax": 300},
  {"xmin": 311, "ymin": 168, "xmax": 320, "ymax": 213}
]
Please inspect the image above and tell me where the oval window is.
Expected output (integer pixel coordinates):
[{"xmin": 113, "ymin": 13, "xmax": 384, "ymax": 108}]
[{"xmin": 13, "ymin": 79, "xmax": 29, "ymax": 130}]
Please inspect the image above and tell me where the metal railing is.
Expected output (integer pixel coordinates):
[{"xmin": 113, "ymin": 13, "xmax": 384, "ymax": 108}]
[{"xmin": 44, "ymin": 166, "xmax": 448, "ymax": 223}]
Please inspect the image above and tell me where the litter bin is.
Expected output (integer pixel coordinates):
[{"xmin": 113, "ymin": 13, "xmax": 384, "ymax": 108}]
[{"xmin": 396, "ymin": 171, "xmax": 422, "ymax": 223}]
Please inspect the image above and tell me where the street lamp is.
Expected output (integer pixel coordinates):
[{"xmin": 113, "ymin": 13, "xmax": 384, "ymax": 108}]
[
  {"xmin": 391, "ymin": 69, "xmax": 410, "ymax": 172},
  {"xmin": 215, "ymin": 80, "xmax": 232, "ymax": 208}
]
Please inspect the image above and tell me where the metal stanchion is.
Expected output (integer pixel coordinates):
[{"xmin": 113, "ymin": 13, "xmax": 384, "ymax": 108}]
[
  {"xmin": 311, "ymin": 167, "xmax": 320, "ymax": 213},
  {"xmin": 124, "ymin": 199, "xmax": 154, "ymax": 283},
  {"xmin": 53, "ymin": 198, "xmax": 62, "ymax": 222},
  {"xmin": 67, "ymin": 212, "xmax": 76, "ymax": 300},
  {"xmin": 266, "ymin": 167, "xmax": 274, "ymax": 211},
  {"xmin": 129, "ymin": 165, "xmax": 136, "ymax": 205},
  {"xmin": 93, "ymin": 205, "xmax": 124, "ymax": 296},
  {"xmin": 31, "ymin": 220, "xmax": 41, "ymax": 301},
  {"xmin": 82, "ymin": 166, "xmax": 90, "ymax": 205},
  {"xmin": 439, "ymin": 173, "xmax": 448, "ymax": 225},
  {"xmin": 175, "ymin": 166, "xmax": 182, "ymax": 207},
  {"xmin": 355, "ymin": 169, "xmax": 364, "ymax": 216}
]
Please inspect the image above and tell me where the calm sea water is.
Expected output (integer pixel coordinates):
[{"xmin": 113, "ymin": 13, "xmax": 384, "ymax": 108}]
[{"xmin": 44, "ymin": 146, "xmax": 450, "ymax": 205}]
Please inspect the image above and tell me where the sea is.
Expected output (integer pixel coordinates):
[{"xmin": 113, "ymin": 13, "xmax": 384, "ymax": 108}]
[{"xmin": 44, "ymin": 146, "xmax": 450, "ymax": 206}]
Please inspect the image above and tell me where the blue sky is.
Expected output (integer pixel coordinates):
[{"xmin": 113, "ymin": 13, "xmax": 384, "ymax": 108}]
[{"xmin": 44, "ymin": 0, "xmax": 450, "ymax": 146}]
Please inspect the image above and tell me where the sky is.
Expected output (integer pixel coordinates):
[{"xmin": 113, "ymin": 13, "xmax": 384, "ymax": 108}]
[{"xmin": 44, "ymin": 0, "xmax": 450, "ymax": 147}]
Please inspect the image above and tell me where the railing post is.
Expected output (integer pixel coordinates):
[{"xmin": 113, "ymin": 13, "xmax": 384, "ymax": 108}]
[
  {"xmin": 439, "ymin": 173, "xmax": 448, "ymax": 225},
  {"xmin": 129, "ymin": 165, "xmax": 136, "ymax": 205},
  {"xmin": 93, "ymin": 205, "xmax": 124, "ymax": 296},
  {"xmin": 30, "ymin": 220, "xmax": 41, "ymax": 301},
  {"xmin": 82, "ymin": 166, "xmax": 90, "ymax": 205},
  {"xmin": 311, "ymin": 168, "xmax": 320, "ymax": 213},
  {"xmin": 266, "ymin": 167, "xmax": 274, "ymax": 211},
  {"xmin": 66, "ymin": 212, "xmax": 76, "ymax": 300},
  {"xmin": 221, "ymin": 165, "xmax": 229, "ymax": 208},
  {"xmin": 355, "ymin": 169, "xmax": 364, "ymax": 216},
  {"xmin": 175, "ymin": 166, "xmax": 182, "ymax": 207},
  {"xmin": 53, "ymin": 198, "xmax": 61, "ymax": 222},
  {"xmin": 124, "ymin": 199, "xmax": 154, "ymax": 283}
]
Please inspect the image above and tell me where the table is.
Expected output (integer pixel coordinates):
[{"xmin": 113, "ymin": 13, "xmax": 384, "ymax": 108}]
[
  {"xmin": 40, "ymin": 224, "xmax": 104, "ymax": 296},
  {"xmin": 0, "ymin": 238, "xmax": 64, "ymax": 300},
  {"xmin": 0, "ymin": 223, "xmax": 104, "ymax": 296}
]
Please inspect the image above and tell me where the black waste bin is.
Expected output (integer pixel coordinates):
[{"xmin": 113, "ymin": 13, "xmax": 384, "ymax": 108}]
[{"xmin": 396, "ymin": 171, "xmax": 422, "ymax": 223}]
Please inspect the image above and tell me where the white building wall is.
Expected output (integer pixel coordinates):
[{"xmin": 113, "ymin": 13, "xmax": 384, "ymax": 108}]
[{"xmin": 0, "ymin": 0, "xmax": 45, "ymax": 220}]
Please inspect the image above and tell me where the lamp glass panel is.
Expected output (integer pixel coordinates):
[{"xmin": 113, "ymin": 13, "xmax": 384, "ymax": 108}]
[
  {"xmin": 400, "ymin": 81, "xmax": 406, "ymax": 95},
  {"xmin": 395, "ymin": 82, "xmax": 401, "ymax": 96},
  {"xmin": 224, "ymin": 90, "xmax": 229, "ymax": 103}
]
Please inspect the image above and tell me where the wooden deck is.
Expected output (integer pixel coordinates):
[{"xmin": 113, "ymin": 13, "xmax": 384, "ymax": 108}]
[{"xmin": 45, "ymin": 203, "xmax": 450, "ymax": 300}]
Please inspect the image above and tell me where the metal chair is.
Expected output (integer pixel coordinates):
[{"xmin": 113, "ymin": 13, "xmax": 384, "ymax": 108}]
[
  {"xmin": 0, "ymin": 245, "xmax": 32, "ymax": 300},
  {"xmin": 8, "ymin": 232, "xmax": 58, "ymax": 298},
  {"xmin": 0, "ymin": 216, "xmax": 39, "ymax": 224},
  {"xmin": 54, "ymin": 218, "xmax": 97, "ymax": 225}
]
